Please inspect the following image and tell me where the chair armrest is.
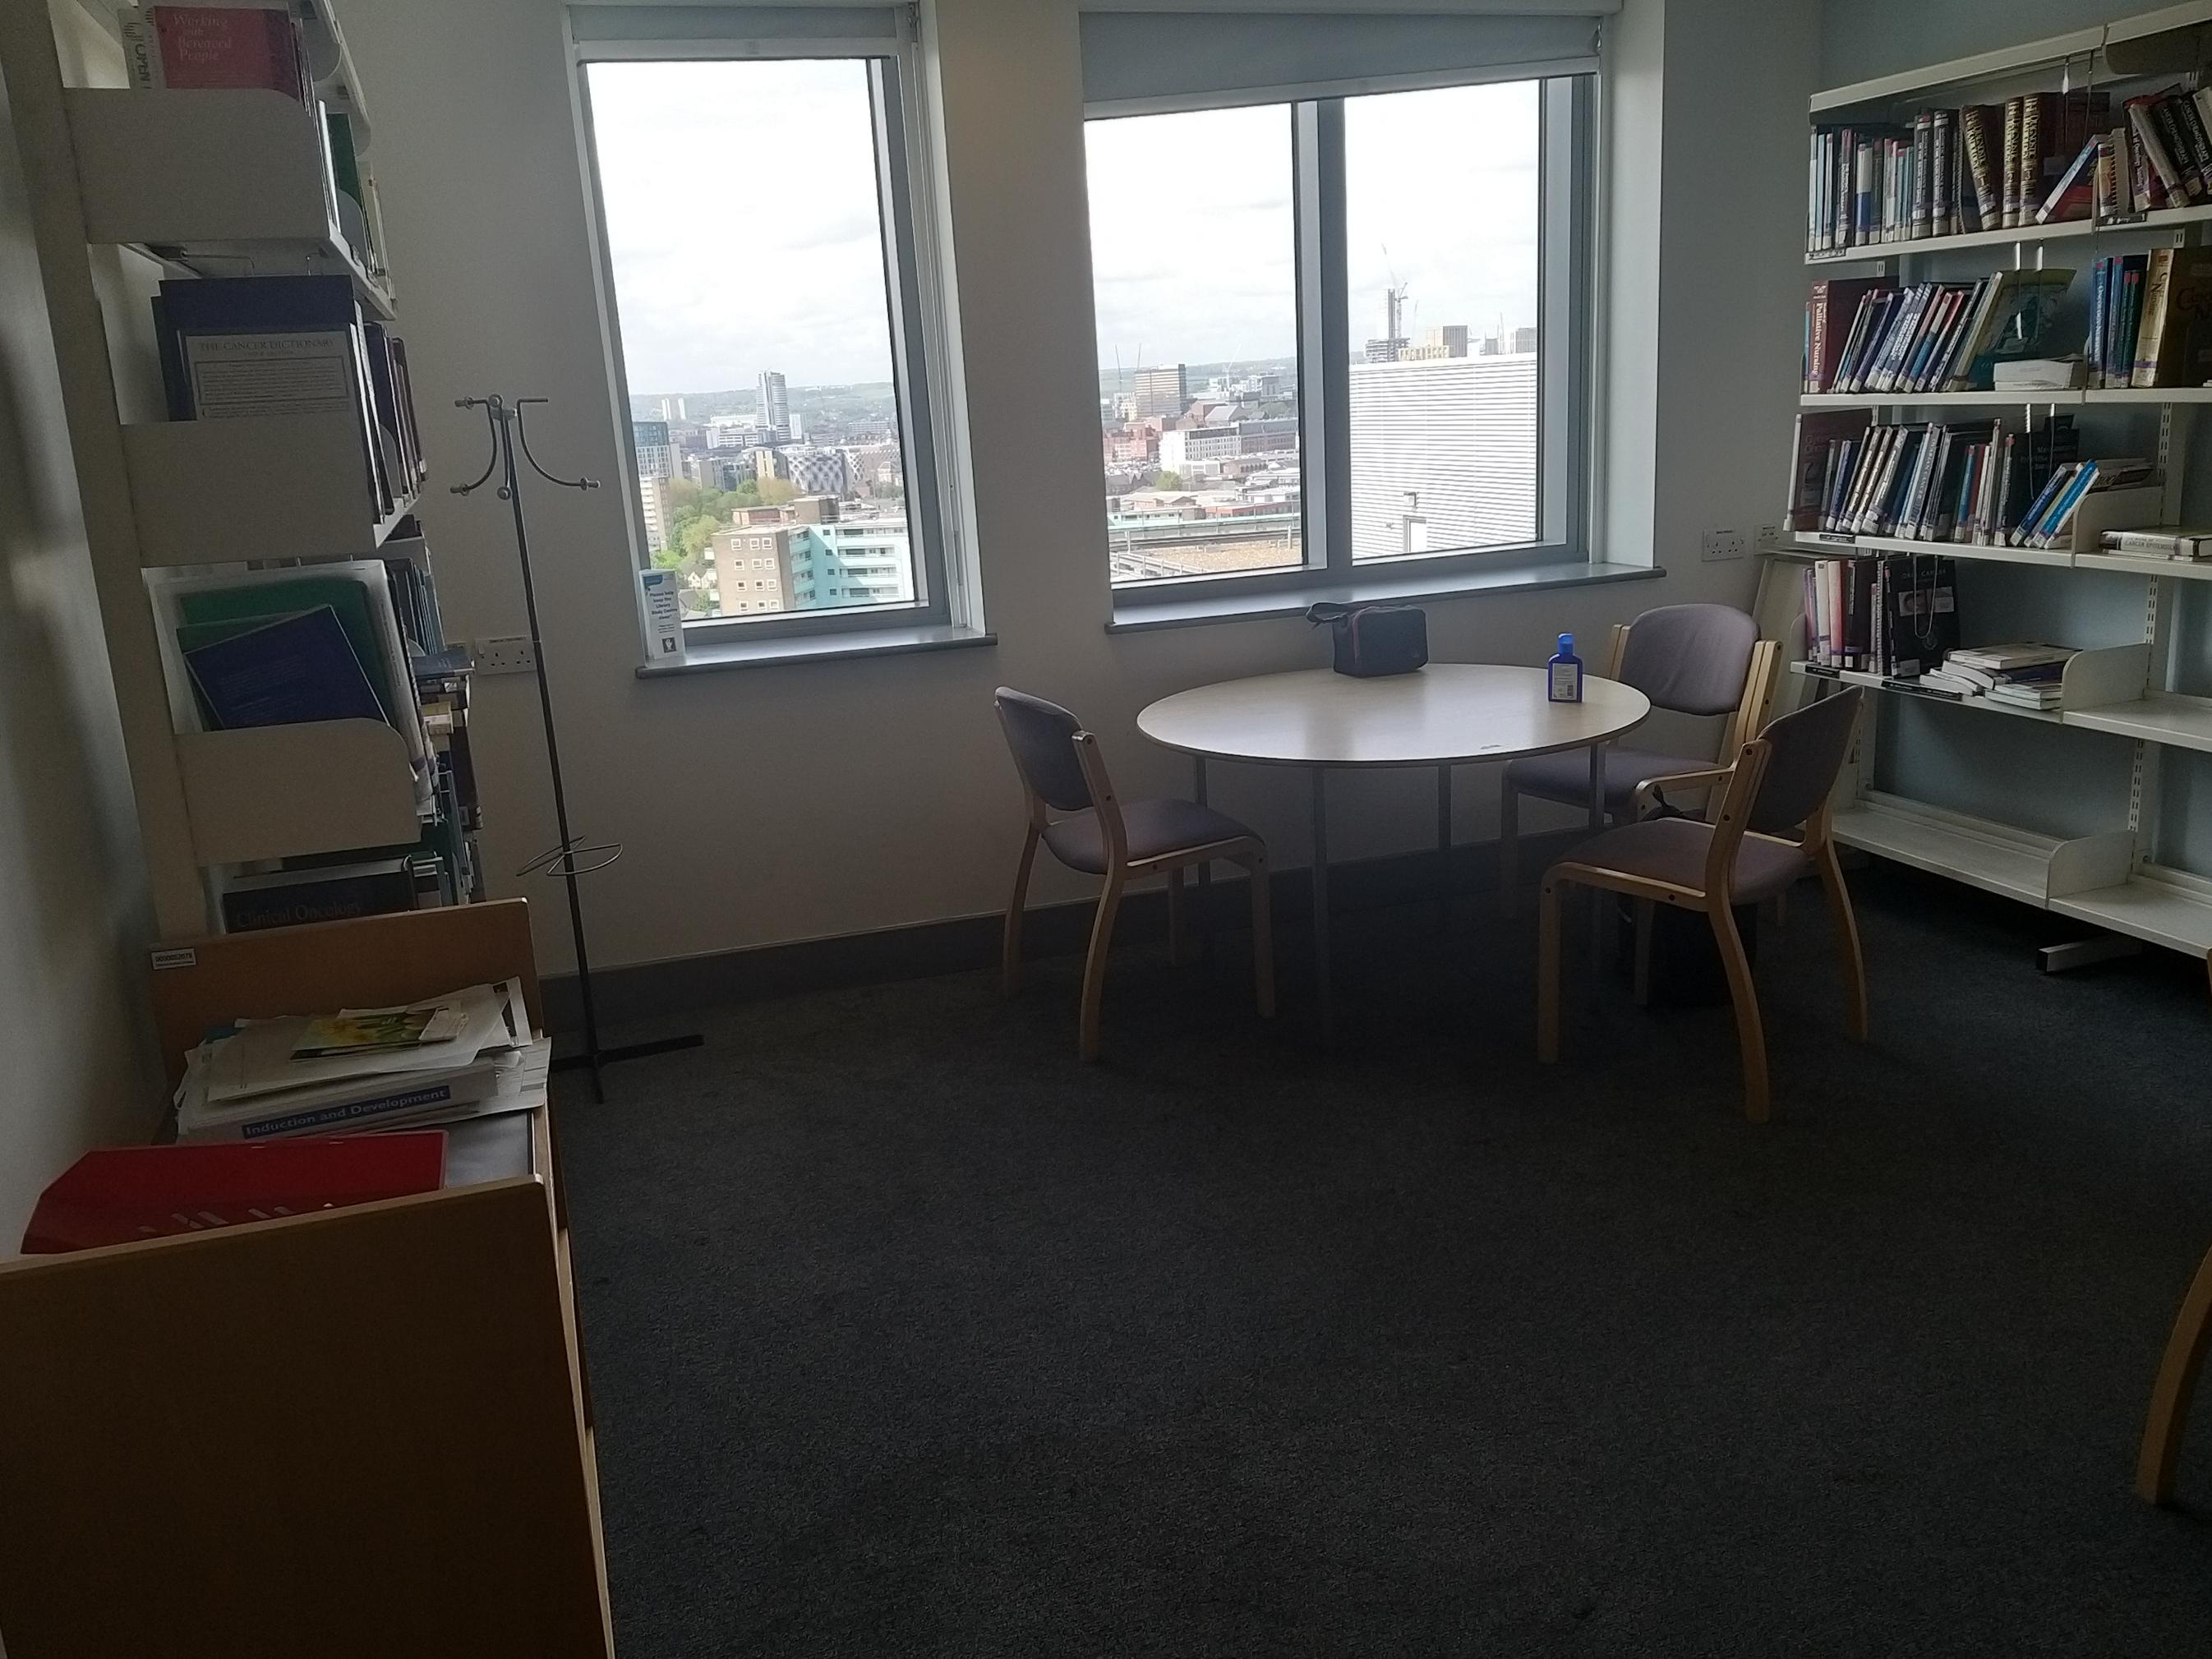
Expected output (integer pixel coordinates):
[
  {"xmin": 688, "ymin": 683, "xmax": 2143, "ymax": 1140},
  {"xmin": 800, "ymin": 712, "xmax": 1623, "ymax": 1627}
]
[{"xmin": 1633, "ymin": 765, "xmax": 1735, "ymax": 818}]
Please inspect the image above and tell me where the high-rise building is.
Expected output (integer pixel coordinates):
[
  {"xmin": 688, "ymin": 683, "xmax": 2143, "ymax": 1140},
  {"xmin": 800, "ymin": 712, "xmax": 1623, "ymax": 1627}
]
[
  {"xmin": 1346, "ymin": 355, "xmax": 1537, "ymax": 561},
  {"xmin": 632, "ymin": 421, "xmax": 676, "ymax": 555},
  {"xmin": 639, "ymin": 473, "xmax": 675, "ymax": 556},
  {"xmin": 632, "ymin": 420, "xmax": 674, "ymax": 478},
  {"xmin": 1509, "ymin": 325, "xmax": 1539, "ymax": 355},
  {"xmin": 657, "ymin": 395, "xmax": 687, "ymax": 422},
  {"xmin": 708, "ymin": 509, "xmax": 913, "ymax": 615},
  {"xmin": 1130, "ymin": 364, "xmax": 1189, "ymax": 420},
  {"xmin": 758, "ymin": 369, "xmax": 790, "ymax": 440}
]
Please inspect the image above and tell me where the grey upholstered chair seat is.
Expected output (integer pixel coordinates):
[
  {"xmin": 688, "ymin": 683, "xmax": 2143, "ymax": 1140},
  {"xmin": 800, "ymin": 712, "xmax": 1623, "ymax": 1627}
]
[
  {"xmin": 1504, "ymin": 745, "xmax": 1719, "ymax": 816},
  {"xmin": 1561, "ymin": 817, "xmax": 1809, "ymax": 903},
  {"xmin": 1042, "ymin": 798, "xmax": 1257, "ymax": 875}
]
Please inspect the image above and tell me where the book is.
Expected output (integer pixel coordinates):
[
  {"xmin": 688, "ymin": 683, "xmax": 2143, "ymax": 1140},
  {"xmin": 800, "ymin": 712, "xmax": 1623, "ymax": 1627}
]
[
  {"xmin": 1961, "ymin": 106, "xmax": 2000, "ymax": 230},
  {"xmin": 1992, "ymin": 357, "xmax": 2084, "ymax": 390},
  {"xmin": 153, "ymin": 274, "xmax": 392, "ymax": 518},
  {"xmin": 2127, "ymin": 98, "xmax": 2191, "ymax": 210},
  {"xmin": 219, "ymin": 858, "xmax": 416, "ymax": 932},
  {"xmin": 2128, "ymin": 247, "xmax": 2212, "ymax": 387},
  {"xmin": 140, "ymin": 2, "xmax": 306, "ymax": 99},
  {"xmin": 2035, "ymin": 136, "xmax": 2099, "ymax": 223},
  {"xmin": 182, "ymin": 605, "xmax": 385, "ymax": 730},
  {"xmin": 2002, "ymin": 98, "xmax": 2023, "ymax": 226},
  {"xmin": 1947, "ymin": 643, "xmax": 2075, "ymax": 672},
  {"xmin": 2100, "ymin": 527, "xmax": 2212, "ymax": 558},
  {"xmin": 293, "ymin": 1003, "xmax": 470, "ymax": 1059},
  {"xmin": 1805, "ymin": 277, "xmax": 1892, "ymax": 393},
  {"xmin": 20, "ymin": 1134, "xmax": 449, "ymax": 1254}
]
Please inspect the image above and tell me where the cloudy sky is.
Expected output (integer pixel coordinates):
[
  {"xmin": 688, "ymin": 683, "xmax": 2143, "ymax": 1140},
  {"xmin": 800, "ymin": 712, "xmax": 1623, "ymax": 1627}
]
[{"xmin": 589, "ymin": 63, "xmax": 1541, "ymax": 396}]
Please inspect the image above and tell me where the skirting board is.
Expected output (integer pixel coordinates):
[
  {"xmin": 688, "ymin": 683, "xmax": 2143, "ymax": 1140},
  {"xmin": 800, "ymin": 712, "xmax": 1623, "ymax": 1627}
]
[{"xmin": 541, "ymin": 827, "xmax": 1590, "ymax": 1037}]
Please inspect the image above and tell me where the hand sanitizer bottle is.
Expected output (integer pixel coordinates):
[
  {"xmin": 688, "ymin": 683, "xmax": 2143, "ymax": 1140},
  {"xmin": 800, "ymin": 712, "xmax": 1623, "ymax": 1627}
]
[{"xmin": 1548, "ymin": 634, "xmax": 1583, "ymax": 703}]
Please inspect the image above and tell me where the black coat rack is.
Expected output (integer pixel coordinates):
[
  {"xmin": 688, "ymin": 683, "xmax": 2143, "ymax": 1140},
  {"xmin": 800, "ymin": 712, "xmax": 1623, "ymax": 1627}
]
[{"xmin": 451, "ymin": 394, "xmax": 702, "ymax": 1100}]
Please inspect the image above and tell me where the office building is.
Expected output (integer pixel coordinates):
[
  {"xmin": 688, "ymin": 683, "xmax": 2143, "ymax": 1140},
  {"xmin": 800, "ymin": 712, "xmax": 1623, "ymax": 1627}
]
[
  {"xmin": 1346, "ymin": 354, "xmax": 1537, "ymax": 560},
  {"xmin": 758, "ymin": 368, "xmax": 790, "ymax": 439},
  {"xmin": 783, "ymin": 446, "xmax": 850, "ymax": 497},
  {"xmin": 1129, "ymin": 363, "xmax": 1189, "ymax": 420}
]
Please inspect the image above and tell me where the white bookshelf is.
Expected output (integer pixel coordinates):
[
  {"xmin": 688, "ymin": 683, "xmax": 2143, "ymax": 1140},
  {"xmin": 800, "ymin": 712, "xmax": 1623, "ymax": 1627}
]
[
  {"xmin": 64, "ymin": 88, "xmax": 394, "ymax": 316},
  {"xmin": 1790, "ymin": 3, "xmax": 2212, "ymax": 994},
  {"xmin": 0, "ymin": 2, "xmax": 463, "ymax": 938}
]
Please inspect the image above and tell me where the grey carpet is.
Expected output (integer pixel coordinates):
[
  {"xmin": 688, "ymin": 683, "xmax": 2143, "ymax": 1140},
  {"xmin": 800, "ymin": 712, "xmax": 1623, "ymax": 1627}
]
[{"xmin": 558, "ymin": 864, "xmax": 2212, "ymax": 1657}]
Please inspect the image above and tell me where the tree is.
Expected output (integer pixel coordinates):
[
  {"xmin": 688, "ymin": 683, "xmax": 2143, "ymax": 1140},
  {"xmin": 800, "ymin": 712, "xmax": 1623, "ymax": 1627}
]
[
  {"xmin": 757, "ymin": 477, "xmax": 798, "ymax": 506},
  {"xmin": 1154, "ymin": 468, "xmax": 1184, "ymax": 491}
]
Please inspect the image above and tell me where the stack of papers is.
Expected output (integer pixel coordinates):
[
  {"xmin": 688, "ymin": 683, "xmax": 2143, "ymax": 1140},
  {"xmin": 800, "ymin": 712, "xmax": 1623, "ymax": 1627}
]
[{"xmin": 175, "ymin": 979, "xmax": 550, "ymax": 1142}]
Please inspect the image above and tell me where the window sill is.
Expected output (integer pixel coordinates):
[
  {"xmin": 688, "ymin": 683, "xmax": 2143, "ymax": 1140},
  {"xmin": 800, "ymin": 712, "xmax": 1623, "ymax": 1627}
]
[
  {"xmin": 1106, "ymin": 559, "xmax": 1665, "ymax": 634},
  {"xmin": 635, "ymin": 623, "xmax": 996, "ymax": 677}
]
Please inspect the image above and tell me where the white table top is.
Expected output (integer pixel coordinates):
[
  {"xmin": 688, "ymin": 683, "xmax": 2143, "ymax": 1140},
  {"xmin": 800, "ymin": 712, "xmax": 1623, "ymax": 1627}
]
[{"xmin": 1136, "ymin": 665, "xmax": 1652, "ymax": 768}]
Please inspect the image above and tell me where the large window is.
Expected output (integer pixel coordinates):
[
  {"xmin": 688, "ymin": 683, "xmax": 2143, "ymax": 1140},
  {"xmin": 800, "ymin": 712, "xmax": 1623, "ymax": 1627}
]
[
  {"xmin": 576, "ymin": 13, "xmax": 956, "ymax": 643},
  {"xmin": 1085, "ymin": 59, "xmax": 1592, "ymax": 598},
  {"xmin": 1087, "ymin": 104, "xmax": 1304, "ymax": 583}
]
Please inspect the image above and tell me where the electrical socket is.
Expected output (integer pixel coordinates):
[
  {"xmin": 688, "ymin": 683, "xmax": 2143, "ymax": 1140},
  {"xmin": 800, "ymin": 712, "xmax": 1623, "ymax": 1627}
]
[
  {"xmin": 474, "ymin": 635, "xmax": 537, "ymax": 675},
  {"xmin": 1755, "ymin": 523, "xmax": 1781, "ymax": 551},
  {"xmin": 1701, "ymin": 528, "xmax": 1747, "ymax": 562}
]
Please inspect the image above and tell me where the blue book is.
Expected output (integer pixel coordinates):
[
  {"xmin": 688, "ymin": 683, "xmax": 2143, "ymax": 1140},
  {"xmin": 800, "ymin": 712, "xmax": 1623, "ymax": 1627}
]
[
  {"xmin": 182, "ymin": 606, "xmax": 386, "ymax": 730},
  {"xmin": 2030, "ymin": 460, "xmax": 2101, "ymax": 548}
]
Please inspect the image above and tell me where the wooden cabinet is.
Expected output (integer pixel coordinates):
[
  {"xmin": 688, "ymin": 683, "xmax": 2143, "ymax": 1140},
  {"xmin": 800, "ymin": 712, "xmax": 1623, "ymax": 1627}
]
[{"xmin": 0, "ymin": 901, "xmax": 614, "ymax": 1658}]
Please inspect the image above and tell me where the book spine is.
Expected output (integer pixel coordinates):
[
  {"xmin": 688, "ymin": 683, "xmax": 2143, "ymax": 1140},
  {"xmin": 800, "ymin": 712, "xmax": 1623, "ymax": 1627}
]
[
  {"xmin": 2093, "ymin": 131, "xmax": 2118, "ymax": 221},
  {"xmin": 2086, "ymin": 256, "xmax": 2108, "ymax": 385},
  {"xmin": 2002, "ymin": 98, "xmax": 2022, "ymax": 226},
  {"xmin": 1911, "ymin": 112, "xmax": 1933, "ymax": 237},
  {"xmin": 2130, "ymin": 101, "xmax": 2189, "ymax": 210},
  {"xmin": 1807, "ymin": 286, "xmax": 1829, "ymax": 394},
  {"xmin": 2022, "ymin": 94, "xmax": 2047, "ymax": 219},
  {"xmin": 2151, "ymin": 94, "xmax": 2207, "ymax": 200},
  {"xmin": 2170, "ymin": 90, "xmax": 2212, "ymax": 197},
  {"xmin": 1933, "ymin": 108, "xmax": 1954, "ymax": 233},
  {"xmin": 118, "ymin": 7, "xmax": 158, "ymax": 87},
  {"xmin": 2131, "ymin": 246, "xmax": 2176, "ymax": 388},
  {"xmin": 236, "ymin": 1080, "xmax": 465, "ymax": 1141},
  {"xmin": 1855, "ymin": 138, "xmax": 1874, "ymax": 244}
]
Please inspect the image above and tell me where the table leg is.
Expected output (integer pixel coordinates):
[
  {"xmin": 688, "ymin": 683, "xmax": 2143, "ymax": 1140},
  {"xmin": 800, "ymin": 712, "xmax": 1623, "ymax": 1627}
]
[
  {"xmin": 1311, "ymin": 767, "xmax": 1334, "ymax": 1039},
  {"xmin": 1193, "ymin": 756, "xmax": 1212, "ymax": 962},
  {"xmin": 1436, "ymin": 765, "xmax": 1453, "ymax": 934},
  {"xmin": 1588, "ymin": 742, "xmax": 1609, "ymax": 961}
]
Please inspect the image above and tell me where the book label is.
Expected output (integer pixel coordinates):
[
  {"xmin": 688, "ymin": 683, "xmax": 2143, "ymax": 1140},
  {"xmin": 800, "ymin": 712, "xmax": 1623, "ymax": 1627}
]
[
  {"xmin": 150, "ymin": 947, "xmax": 198, "ymax": 971},
  {"xmin": 183, "ymin": 331, "xmax": 356, "ymax": 420}
]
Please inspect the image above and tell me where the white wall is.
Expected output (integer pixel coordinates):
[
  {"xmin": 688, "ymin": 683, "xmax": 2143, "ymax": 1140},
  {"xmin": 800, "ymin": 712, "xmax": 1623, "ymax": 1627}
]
[
  {"xmin": 340, "ymin": 0, "xmax": 1819, "ymax": 978},
  {"xmin": 0, "ymin": 24, "xmax": 163, "ymax": 1247}
]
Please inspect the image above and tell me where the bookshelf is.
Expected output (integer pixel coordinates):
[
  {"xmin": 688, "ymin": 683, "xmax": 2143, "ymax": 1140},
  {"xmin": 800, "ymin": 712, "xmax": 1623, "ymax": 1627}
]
[
  {"xmin": 0, "ymin": 1, "xmax": 477, "ymax": 940},
  {"xmin": 1782, "ymin": 2, "xmax": 2212, "ymax": 995}
]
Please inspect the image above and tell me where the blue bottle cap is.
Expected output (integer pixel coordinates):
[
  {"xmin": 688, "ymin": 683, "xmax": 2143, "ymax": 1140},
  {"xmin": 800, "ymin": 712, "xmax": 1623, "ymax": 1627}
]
[{"xmin": 1557, "ymin": 634, "xmax": 1574, "ymax": 654}]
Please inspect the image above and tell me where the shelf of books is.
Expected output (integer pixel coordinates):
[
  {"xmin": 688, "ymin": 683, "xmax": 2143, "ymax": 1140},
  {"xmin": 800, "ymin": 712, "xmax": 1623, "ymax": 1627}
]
[
  {"xmin": 0, "ymin": 0, "xmax": 481, "ymax": 938},
  {"xmin": 1786, "ymin": 4, "xmax": 2212, "ymax": 993}
]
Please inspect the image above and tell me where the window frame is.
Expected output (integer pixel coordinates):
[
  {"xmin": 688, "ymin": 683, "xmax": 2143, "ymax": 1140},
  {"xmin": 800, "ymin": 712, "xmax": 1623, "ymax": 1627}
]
[
  {"xmin": 569, "ymin": 12, "xmax": 971, "ymax": 649},
  {"xmin": 1093, "ymin": 74, "xmax": 1596, "ymax": 608}
]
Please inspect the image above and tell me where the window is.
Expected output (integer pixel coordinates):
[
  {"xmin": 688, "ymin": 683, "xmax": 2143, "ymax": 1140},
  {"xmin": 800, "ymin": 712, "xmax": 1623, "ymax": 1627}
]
[
  {"xmin": 574, "ymin": 7, "xmax": 961, "ymax": 645},
  {"xmin": 1087, "ymin": 105, "xmax": 1303, "ymax": 583},
  {"xmin": 1081, "ymin": 12, "xmax": 1597, "ymax": 600}
]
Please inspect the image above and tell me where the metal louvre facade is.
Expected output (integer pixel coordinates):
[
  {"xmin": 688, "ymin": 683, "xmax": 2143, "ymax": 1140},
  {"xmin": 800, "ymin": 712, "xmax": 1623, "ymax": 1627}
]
[{"xmin": 1345, "ymin": 354, "xmax": 1538, "ymax": 561}]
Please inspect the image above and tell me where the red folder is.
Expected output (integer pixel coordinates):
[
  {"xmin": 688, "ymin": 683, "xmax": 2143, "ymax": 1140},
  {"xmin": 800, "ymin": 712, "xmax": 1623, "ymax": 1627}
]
[{"xmin": 21, "ymin": 1133, "xmax": 447, "ymax": 1254}]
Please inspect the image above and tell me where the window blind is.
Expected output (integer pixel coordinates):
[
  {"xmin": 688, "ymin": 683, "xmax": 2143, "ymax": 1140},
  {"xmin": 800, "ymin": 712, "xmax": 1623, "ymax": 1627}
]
[
  {"xmin": 569, "ymin": 6, "xmax": 901, "ymax": 55},
  {"xmin": 1080, "ymin": 10, "xmax": 1606, "ymax": 114}
]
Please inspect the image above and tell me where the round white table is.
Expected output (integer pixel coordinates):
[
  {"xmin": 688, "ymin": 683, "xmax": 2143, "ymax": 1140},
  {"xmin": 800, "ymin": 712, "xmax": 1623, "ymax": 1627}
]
[{"xmin": 1137, "ymin": 665, "xmax": 1652, "ymax": 1034}]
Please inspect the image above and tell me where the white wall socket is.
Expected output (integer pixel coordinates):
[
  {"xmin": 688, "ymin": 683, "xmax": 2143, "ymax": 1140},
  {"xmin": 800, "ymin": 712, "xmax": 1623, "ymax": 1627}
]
[
  {"xmin": 474, "ymin": 635, "xmax": 538, "ymax": 675},
  {"xmin": 1700, "ymin": 528, "xmax": 1747, "ymax": 562},
  {"xmin": 1755, "ymin": 523, "xmax": 1781, "ymax": 551}
]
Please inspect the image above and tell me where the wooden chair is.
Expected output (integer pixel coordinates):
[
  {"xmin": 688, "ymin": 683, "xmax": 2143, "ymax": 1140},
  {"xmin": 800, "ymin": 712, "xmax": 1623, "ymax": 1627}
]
[
  {"xmin": 1501, "ymin": 605, "xmax": 1779, "ymax": 906},
  {"xmin": 1536, "ymin": 688, "xmax": 1868, "ymax": 1122},
  {"xmin": 2139, "ymin": 1242, "xmax": 2212, "ymax": 1504},
  {"xmin": 995, "ymin": 688, "xmax": 1274, "ymax": 1061}
]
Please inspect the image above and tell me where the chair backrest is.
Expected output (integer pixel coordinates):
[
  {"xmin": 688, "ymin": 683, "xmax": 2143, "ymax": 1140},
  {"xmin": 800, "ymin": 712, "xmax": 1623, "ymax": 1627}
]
[
  {"xmin": 1747, "ymin": 688, "xmax": 1862, "ymax": 834},
  {"xmin": 994, "ymin": 687, "xmax": 1093, "ymax": 812},
  {"xmin": 1617, "ymin": 604, "xmax": 1759, "ymax": 717}
]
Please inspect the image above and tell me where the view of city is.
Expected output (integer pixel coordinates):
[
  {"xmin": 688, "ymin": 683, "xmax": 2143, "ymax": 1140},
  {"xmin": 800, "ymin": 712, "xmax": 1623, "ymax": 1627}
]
[
  {"xmin": 597, "ymin": 67, "xmax": 1548, "ymax": 617},
  {"xmin": 1090, "ymin": 82, "xmax": 1546, "ymax": 583},
  {"xmin": 590, "ymin": 58, "xmax": 922, "ymax": 623}
]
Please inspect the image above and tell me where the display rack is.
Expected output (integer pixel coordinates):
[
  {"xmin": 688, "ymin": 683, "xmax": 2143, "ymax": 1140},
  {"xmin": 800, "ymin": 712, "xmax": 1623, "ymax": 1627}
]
[
  {"xmin": 0, "ymin": 1, "xmax": 476, "ymax": 938},
  {"xmin": 1779, "ymin": 2, "xmax": 2212, "ymax": 996}
]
